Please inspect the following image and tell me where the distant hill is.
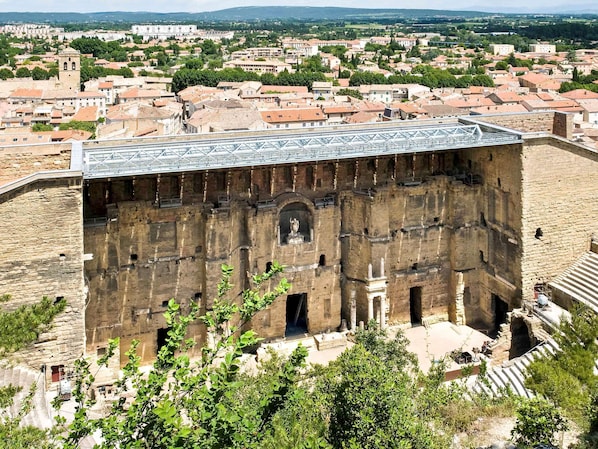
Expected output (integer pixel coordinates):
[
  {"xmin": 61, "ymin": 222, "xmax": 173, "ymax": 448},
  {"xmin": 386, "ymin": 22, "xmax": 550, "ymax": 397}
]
[
  {"xmin": 191, "ymin": 6, "xmax": 495, "ymax": 21},
  {"xmin": 0, "ymin": 7, "xmax": 500, "ymax": 25}
]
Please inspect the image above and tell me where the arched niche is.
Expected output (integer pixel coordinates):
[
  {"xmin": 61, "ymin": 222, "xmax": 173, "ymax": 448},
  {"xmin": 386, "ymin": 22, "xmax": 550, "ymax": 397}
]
[{"xmin": 279, "ymin": 202, "xmax": 312, "ymax": 245}]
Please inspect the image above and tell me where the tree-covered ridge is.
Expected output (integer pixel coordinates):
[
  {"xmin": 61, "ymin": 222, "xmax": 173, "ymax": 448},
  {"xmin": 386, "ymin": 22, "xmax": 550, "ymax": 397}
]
[{"xmin": 0, "ymin": 8, "xmax": 500, "ymax": 26}]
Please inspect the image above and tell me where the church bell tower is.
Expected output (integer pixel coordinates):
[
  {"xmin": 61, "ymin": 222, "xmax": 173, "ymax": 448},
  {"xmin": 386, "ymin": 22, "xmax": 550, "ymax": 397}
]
[{"xmin": 58, "ymin": 47, "xmax": 81, "ymax": 92}]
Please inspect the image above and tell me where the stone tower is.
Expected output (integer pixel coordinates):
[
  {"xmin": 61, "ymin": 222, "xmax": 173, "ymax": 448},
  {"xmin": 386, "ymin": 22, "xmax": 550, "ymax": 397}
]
[{"xmin": 58, "ymin": 47, "xmax": 80, "ymax": 92}]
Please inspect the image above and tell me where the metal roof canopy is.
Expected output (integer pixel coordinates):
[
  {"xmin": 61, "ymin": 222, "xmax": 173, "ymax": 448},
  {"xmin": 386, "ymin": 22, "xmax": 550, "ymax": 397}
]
[{"xmin": 82, "ymin": 122, "xmax": 521, "ymax": 179}]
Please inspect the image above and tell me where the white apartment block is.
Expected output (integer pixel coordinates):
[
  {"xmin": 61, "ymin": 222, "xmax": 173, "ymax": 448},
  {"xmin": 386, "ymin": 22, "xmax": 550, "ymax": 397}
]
[
  {"xmin": 131, "ymin": 24, "xmax": 198, "ymax": 41},
  {"xmin": 489, "ymin": 44, "xmax": 515, "ymax": 56},
  {"xmin": 529, "ymin": 43, "xmax": 556, "ymax": 54},
  {"xmin": 197, "ymin": 30, "xmax": 234, "ymax": 41},
  {"xmin": 0, "ymin": 24, "xmax": 63, "ymax": 37},
  {"xmin": 395, "ymin": 38, "xmax": 417, "ymax": 50},
  {"xmin": 230, "ymin": 47, "xmax": 283, "ymax": 60},
  {"xmin": 223, "ymin": 59, "xmax": 293, "ymax": 74},
  {"xmin": 281, "ymin": 39, "xmax": 320, "ymax": 57},
  {"xmin": 58, "ymin": 31, "xmax": 126, "ymax": 42}
]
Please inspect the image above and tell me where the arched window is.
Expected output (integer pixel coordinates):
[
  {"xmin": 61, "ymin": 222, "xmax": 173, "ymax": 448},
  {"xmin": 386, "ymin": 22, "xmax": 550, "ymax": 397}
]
[
  {"xmin": 72, "ymin": 62, "xmax": 76, "ymax": 70},
  {"xmin": 63, "ymin": 62, "xmax": 68, "ymax": 70}
]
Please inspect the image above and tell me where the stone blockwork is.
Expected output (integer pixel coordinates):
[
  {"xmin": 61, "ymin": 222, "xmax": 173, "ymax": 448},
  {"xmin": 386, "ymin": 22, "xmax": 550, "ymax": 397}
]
[
  {"xmin": 84, "ymin": 145, "xmax": 534, "ymax": 361},
  {"xmin": 0, "ymin": 143, "xmax": 71, "ymax": 186},
  {"xmin": 3, "ymin": 121, "xmax": 597, "ymax": 374},
  {"xmin": 0, "ymin": 176, "xmax": 85, "ymax": 375},
  {"xmin": 477, "ymin": 111, "xmax": 573, "ymax": 139},
  {"xmin": 519, "ymin": 137, "xmax": 598, "ymax": 302}
]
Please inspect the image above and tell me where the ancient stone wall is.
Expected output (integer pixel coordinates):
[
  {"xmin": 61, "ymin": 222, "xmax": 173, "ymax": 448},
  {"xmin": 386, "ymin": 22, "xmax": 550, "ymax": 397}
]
[
  {"xmin": 477, "ymin": 112, "xmax": 573, "ymax": 139},
  {"xmin": 0, "ymin": 143, "xmax": 71, "ymax": 186},
  {"xmin": 0, "ymin": 176, "xmax": 85, "ymax": 375},
  {"xmin": 84, "ymin": 200, "xmax": 205, "ymax": 366},
  {"xmin": 82, "ymin": 146, "xmax": 532, "ymax": 359},
  {"xmin": 519, "ymin": 137, "xmax": 598, "ymax": 302}
]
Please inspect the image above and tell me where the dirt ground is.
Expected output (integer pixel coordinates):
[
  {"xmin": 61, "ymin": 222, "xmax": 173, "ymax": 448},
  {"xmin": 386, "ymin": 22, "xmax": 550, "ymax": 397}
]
[{"xmin": 452, "ymin": 416, "xmax": 581, "ymax": 449}]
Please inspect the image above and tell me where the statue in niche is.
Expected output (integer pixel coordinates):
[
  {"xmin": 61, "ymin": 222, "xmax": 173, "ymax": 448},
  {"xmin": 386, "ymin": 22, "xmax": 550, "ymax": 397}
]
[{"xmin": 287, "ymin": 217, "xmax": 304, "ymax": 244}]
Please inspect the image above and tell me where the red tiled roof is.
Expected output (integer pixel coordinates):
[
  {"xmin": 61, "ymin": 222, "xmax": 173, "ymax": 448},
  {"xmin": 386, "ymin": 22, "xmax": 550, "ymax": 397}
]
[
  {"xmin": 71, "ymin": 106, "xmax": 98, "ymax": 122},
  {"xmin": 10, "ymin": 88, "xmax": 43, "ymax": 98},
  {"xmin": 260, "ymin": 108, "xmax": 325, "ymax": 123}
]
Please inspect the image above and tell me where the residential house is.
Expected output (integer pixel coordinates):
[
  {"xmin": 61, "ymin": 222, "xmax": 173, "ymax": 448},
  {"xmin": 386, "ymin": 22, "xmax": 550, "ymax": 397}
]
[
  {"xmin": 260, "ymin": 107, "xmax": 326, "ymax": 129},
  {"xmin": 117, "ymin": 87, "xmax": 175, "ymax": 105},
  {"xmin": 321, "ymin": 104, "xmax": 359, "ymax": 124},
  {"xmin": 186, "ymin": 107, "xmax": 265, "ymax": 133},
  {"xmin": 576, "ymin": 99, "xmax": 598, "ymax": 125},
  {"xmin": 312, "ymin": 82, "xmax": 333, "ymax": 100},
  {"xmin": 77, "ymin": 91, "xmax": 107, "ymax": 116},
  {"xmin": 518, "ymin": 73, "xmax": 561, "ymax": 92},
  {"xmin": 383, "ymin": 102, "xmax": 429, "ymax": 120}
]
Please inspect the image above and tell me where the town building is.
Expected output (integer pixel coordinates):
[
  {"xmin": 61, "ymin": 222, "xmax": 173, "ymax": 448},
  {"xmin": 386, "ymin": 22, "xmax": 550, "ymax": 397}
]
[
  {"xmin": 529, "ymin": 43, "xmax": 557, "ymax": 54},
  {"xmin": 489, "ymin": 44, "xmax": 515, "ymax": 56},
  {"xmin": 131, "ymin": 24, "xmax": 198, "ymax": 40}
]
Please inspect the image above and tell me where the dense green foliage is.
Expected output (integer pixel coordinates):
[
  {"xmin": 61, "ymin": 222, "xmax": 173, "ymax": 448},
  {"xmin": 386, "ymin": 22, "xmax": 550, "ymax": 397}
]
[
  {"xmin": 58, "ymin": 120, "xmax": 96, "ymax": 138},
  {"xmin": 32, "ymin": 123, "xmax": 54, "ymax": 132},
  {"xmin": 172, "ymin": 67, "xmax": 327, "ymax": 93},
  {"xmin": 0, "ymin": 295, "xmax": 66, "ymax": 357},
  {"xmin": 250, "ymin": 323, "xmax": 515, "ymax": 449},
  {"xmin": 336, "ymin": 88, "xmax": 363, "ymax": 99},
  {"xmin": 526, "ymin": 305, "xmax": 598, "ymax": 428},
  {"xmin": 69, "ymin": 37, "xmax": 128, "ymax": 61},
  {"xmin": 519, "ymin": 23, "xmax": 598, "ymax": 44},
  {"xmin": 58, "ymin": 263, "xmax": 305, "ymax": 449},
  {"xmin": 511, "ymin": 398, "xmax": 568, "ymax": 449},
  {"xmin": 349, "ymin": 66, "xmax": 493, "ymax": 89}
]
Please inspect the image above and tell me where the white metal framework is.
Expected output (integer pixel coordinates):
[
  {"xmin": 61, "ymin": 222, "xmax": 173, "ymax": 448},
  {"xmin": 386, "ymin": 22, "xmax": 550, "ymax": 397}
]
[{"xmin": 82, "ymin": 123, "xmax": 521, "ymax": 179}]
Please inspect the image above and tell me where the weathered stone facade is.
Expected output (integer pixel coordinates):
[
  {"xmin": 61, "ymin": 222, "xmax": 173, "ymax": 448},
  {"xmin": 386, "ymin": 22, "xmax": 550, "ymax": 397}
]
[
  {"xmin": 0, "ymin": 175, "xmax": 85, "ymax": 373},
  {"xmin": 1, "ymin": 114, "xmax": 597, "ymax": 374},
  {"xmin": 81, "ymin": 140, "xmax": 536, "ymax": 365}
]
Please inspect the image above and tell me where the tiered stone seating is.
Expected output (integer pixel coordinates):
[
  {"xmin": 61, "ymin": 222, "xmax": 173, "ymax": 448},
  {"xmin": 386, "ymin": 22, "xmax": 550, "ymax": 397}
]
[
  {"xmin": 0, "ymin": 364, "xmax": 53, "ymax": 429},
  {"xmin": 550, "ymin": 251, "xmax": 598, "ymax": 312},
  {"xmin": 471, "ymin": 339, "xmax": 563, "ymax": 399}
]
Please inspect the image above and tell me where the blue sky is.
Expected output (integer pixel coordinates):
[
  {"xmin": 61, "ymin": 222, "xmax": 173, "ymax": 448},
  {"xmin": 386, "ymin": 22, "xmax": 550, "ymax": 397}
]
[{"xmin": 0, "ymin": 0, "xmax": 594, "ymax": 13}]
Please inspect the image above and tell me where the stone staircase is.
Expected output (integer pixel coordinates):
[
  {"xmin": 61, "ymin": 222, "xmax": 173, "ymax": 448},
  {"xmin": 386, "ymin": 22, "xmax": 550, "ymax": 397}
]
[
  {"xmin": 470, "ymin": 338, "xmax": 560, "ymax": 399},
  {"xmin": 550, "ymin": 251, "xmax": 598, "ymax": 312},
  {"xmin": 0, "ymin": 363, "xmax": 53, "ymax": 429}
]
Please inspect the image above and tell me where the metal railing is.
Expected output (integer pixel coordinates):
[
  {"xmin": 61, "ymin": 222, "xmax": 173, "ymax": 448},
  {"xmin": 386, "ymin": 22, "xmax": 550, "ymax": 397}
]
[{"xmin": 82, "ymin": 123, "xmax": 521, "ymax": 179}]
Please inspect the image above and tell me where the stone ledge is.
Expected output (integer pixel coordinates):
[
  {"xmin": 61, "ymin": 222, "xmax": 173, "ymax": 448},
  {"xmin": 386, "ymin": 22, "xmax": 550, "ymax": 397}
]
[{"xmin": 313, "ymin": 332, "xmax": 347, "ymax": 351}]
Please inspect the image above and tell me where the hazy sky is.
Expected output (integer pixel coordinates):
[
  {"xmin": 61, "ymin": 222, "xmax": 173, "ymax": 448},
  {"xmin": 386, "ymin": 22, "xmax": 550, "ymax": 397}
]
[{"xmin": 0, "ymin": 0, "xmax": 594, "ymax": 14}]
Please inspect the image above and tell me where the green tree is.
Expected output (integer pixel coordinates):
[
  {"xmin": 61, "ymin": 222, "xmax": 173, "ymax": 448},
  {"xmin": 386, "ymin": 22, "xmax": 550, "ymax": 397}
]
[
  {"xmin": 15, "ymin": 67, "xmax": 31, "ymax": 78},
  {"xmin": 32, "ymin": 123, "xmax": 54, "ymax": 132},
  {"xmin": 31, "ymin": 66, "xmax": 49, "ymax": 80},
  {"xmin": 526, "ymin": 305, "xmax": 598, "ymax": 425},
  {"xmin": 511, "ymin": 397, "xmax": 568, "ymax": 449},
  {"xmin": 336, "ymin": 88, "xmax": 362, "ymax": 100},
  {"xmin": 320, "ymin": 325, "xmax": 447, "ymax": 449},
  {"xmin": 201, "ymin": 39, "xmax": 219, "ymax": 56},
  {"xmin": 58, "ymin": 263, "xmax": 308, "ymax": 449},
  {"xmin": 495, "ymin": 60, "xmax": 509, "ymax": 71},
  {"xmin": 0, "ymin": 68, "xmax": 13, "ymax": 79},
  {"xmin": 59, "ymin": 121, "xmax": 96, "ymax": 139}
]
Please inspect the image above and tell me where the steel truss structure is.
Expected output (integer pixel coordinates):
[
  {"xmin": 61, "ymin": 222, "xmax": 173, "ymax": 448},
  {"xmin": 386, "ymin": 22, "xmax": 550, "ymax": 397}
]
[{"xmin": 82, "ymin": 122, "xmax": 521, "ymax": 179}]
